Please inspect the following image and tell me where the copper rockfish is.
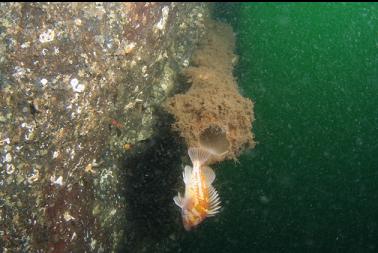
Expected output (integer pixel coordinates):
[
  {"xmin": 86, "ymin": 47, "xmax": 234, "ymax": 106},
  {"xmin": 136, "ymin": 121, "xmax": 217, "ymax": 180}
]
[{"xmin": 174, "ymin": 147, "xmax": 221, "ymax": 231}]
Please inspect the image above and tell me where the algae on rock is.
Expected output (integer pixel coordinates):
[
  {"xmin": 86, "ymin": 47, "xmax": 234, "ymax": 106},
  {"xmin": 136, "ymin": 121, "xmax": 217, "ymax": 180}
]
[{"xmin": 0, "ymin": 3, "xmax": 209, "ymax": 252}]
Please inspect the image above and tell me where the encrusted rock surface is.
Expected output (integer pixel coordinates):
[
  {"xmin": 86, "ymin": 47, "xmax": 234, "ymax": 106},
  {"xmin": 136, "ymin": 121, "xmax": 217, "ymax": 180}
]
[{"xmin": 0, "ymin": 2, "xmax": 209, "ymax": 252}]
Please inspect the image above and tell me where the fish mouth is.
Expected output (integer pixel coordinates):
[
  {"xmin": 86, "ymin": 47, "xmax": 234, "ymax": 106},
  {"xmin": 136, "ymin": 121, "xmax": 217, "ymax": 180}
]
[
  {"xmin": 199, "ymin": 124, "xmax": 230, "ymax": 157},
  {"xmin": 183, "ymin": 215, "xmax": 195, "ymax": 231},
  {"xmin": 183, "ymin": 222, "xmax": 192, "ymax": 231}
]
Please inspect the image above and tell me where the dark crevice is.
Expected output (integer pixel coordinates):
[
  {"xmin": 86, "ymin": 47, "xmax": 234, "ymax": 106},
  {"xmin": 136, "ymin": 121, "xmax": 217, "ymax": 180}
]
[{"xmin": 119, "ymin": 109, "xmax": 185, "ymax": 252}]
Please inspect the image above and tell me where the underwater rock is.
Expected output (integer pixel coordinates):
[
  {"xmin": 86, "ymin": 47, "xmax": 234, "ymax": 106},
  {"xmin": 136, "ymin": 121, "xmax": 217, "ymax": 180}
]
[
  {"xmin": 0, "ymin": 2, "xmax": 209, "ymax": 252},
  {"xmin": 164, "ymin": 20, "xmax": 256, "ymax": 164}
]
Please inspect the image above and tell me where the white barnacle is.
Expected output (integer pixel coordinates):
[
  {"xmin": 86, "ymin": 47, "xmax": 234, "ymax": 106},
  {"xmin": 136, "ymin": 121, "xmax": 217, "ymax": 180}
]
[
  {"xmin": 5, "ymin": 153, "xmax": 12, "ymax": 163},
  {"xmin": 76, "ymin": 105, "xmax": 82, "ymax": 114},
  {"xmin": 50, "ymin": 175, "xmax": 64, "ymax": 186},
  {"xmin": 63, "ymin": 211, "xmax": 75, "ymax": 221},
  {"xmin": 155, "ymin": 6, "xmax": 170, "ymax": 31},
  {"xmin": 70, "ymin": 78, "xmax": 85, "ymax": 93},
  {"xmin": 54, "ymin": 46, "xmax": 60, "ymax": 55},
  {"xmin": 27, "ymin": 169, "xmax": 40, "ymax": 183},
  {"xmin": 13, "ymin": 66, "xmax": 26, "ymax": 78},
  {"xmin": 6, "ymin": 164, "xmax": 15, "ymax": 175},
  {"xmin": 0, "ymin": 138, "xmax": 10, "ymax": 145},
  {"xmin": 124, "ymin": 102, "xmax": 134, "ymax": 110},
  {"xmin": 52, "ymin": 151, "xmax": 59, "ymax": 159},
  {"xmin": 39, "ymin": 29, "xmax": 55, "ymax": 43},
  {"xmin": 40, "ymin": 78, "xmax": 48, "ymax": 88},
  {"xmin": 75, "ymin": 18, "xmax": 82, "ymax": 26},
  {"xmin": 142, "ymin": 66, "xmax": 147, "ymax": 73},
  {"xmin": 24, "ymin": 129, "xmax": 34, "ymax": 141},
  {"xmin": 182, "ymin": 59, "xmax": 189, "ymax": 67},
  {"xmin": 21, "ymin": 41, "xmax": 31, "ymax": 48}
]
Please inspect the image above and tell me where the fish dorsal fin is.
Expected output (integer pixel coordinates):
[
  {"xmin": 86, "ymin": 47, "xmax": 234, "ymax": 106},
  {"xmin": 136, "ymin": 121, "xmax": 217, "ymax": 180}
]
[
  {"xmin": 183, "ymin": 165, "xmax": 192, "ymax": 185},
  {"xmin": 188, "ymin": 147, "xmax": 211, "ymax": 166},
  {"xmin": 202, "ymin": 166, "xmax": 216, "ymax": 185},
  {"xmin": 207, "ymin": 185, "xmax": 221, "ymax": 217},
  {"xmin": 173, "ymin": 192, "xmax": 183, "ymax": 208}
]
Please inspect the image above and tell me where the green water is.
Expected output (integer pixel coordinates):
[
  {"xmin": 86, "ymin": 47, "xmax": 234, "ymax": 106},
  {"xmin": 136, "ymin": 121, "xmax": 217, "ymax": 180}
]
[{"xmin": 179, "ymin": 3, "xmax": 378, "ymax": 252}]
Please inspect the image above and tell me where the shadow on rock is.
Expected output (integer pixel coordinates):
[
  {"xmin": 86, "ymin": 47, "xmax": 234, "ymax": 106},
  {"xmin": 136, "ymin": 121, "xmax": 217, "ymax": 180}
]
[{"xmin": 119, "ymin": 110, "xmax": 185, "ymax": 252}]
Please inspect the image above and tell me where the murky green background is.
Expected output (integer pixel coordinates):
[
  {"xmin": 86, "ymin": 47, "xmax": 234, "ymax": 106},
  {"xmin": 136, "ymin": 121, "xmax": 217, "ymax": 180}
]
[{"xmin": 178, "ymin": 3, "xmax": 378, "ymax": 252}]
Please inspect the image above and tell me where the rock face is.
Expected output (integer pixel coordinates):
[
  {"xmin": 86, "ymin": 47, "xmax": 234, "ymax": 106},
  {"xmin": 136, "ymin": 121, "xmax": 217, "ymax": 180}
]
[
  {"xmin": 0, "ymin": 3, "xmax": 209, "ymax": 252},
  {"xmin": 164, "ymin": 21, "xmax": 255, "ymax": 164}
]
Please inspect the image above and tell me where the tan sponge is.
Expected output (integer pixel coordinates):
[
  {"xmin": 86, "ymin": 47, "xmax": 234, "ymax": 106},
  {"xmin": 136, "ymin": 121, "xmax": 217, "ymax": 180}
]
[{"xmin": 164, "ymin": 21, "xmax": 256, "ymax": 164}]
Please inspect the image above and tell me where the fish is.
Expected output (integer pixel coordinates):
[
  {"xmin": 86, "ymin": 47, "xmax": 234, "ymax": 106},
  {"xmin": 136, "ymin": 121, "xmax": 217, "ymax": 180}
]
[{"xmin": 173, "ymin": 147, "xmax": 222, "ymax": 231}]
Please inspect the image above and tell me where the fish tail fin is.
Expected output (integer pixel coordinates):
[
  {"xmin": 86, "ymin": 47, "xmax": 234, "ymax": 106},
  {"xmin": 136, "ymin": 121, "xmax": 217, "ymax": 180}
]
[{"xmin": 188, "ymin": 147, "xmax": 211, "ymax": 166}]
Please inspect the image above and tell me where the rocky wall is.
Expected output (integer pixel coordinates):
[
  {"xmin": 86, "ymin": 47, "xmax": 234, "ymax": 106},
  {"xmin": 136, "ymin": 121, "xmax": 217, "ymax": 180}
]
[{"xmin": 0, "ymin": 3, "xmax": 209, "ymax": 252}]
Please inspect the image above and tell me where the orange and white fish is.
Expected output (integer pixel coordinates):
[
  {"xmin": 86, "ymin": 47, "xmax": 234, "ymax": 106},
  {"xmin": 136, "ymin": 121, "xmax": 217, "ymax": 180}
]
[{"xmin": 173, "ymin": 147, "xmax": 221, "ymax": 231}]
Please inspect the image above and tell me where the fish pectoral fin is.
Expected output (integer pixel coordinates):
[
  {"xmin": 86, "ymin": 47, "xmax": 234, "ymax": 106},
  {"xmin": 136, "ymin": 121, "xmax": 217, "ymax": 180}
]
[
  {"xmin": 207, "ymin": 185, "xmax": 221, "ymax": 217},
  {"xmin": 202, "ymin": 166, "xmax": 216, "ymax": 185},
  {"xmin": 173, "ymin": 192, "xmax": 184, "ymax": 208},
  {"xmin": 188, "ymin": 147, "xmax": 211, "ymax": 166},
  {"xmin": 183, "ymin": 165, "xmax": 192, "ymax": 185}
]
